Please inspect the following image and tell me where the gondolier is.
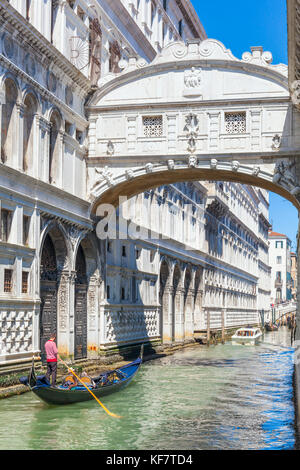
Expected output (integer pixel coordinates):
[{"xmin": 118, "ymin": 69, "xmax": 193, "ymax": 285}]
[{"xmin": 45, "ymin": 333, "xmax": 61, "ymax": 386}]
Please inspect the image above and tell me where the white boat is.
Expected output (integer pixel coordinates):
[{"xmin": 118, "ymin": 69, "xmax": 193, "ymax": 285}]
[{"xmin": 231, "ymin": 327, "xmax": 262, "ymax": 345}]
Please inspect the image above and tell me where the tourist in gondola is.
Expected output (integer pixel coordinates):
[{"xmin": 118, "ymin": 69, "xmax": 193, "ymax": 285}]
[{"xmin": 45, "ymin": 333, "xmax": 61, "ymax": 386}]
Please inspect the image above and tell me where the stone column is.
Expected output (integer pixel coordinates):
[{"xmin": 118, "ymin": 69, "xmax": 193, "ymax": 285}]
[
  {"xmin": 57, "ymin": 270, "xmax": 75, "ymax": 359},
  {"xmin": 16, "ymin": 102, "xmax": 25, "ymax": 171},
  {"xmin": 87, "ymin": 274, "xmax": 101, "ymax": 357},
  {"xmin": 185, "ymin": 287, "xmax": 195, "ymax": 341},
  {"xmin": 162, "ymin": 284, "xmax": 173, "ymax": 344}
]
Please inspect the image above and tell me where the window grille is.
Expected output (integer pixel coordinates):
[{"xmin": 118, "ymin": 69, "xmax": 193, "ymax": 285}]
[
  {"xmin": 4, "ymin": 269, "xmax": 12, "ymax": 293},
  {"xmin": 22, "ymin": 271, "xmax": 29, "ymax": 294},
  {"xmin": 143, "ymin": 116, "xmax": 163, "ymax": 137},
  {"xmin": 225, "ymin": 112, "xmax": 246, "ymax": 134}
]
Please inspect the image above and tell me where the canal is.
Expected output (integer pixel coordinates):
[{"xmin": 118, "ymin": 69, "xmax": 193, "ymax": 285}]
[{"xmin": 0, "ymin": 327, "xmax": 296, "ymax": 450}]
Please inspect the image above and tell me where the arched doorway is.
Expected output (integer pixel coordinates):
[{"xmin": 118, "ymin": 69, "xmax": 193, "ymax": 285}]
[
  {"xmin": 40, "ymin": 234, "xmax": 58, "ymax": 363},
  {"xmin": 74, "ymin": 244, "xmax": 88, "ymax": 360}
]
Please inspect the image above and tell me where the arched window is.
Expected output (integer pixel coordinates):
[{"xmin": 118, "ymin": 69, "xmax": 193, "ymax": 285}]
[
  {"xmin": 23, "ymin": 93, "xmax": 37, "ymax": 173},
  {"xmin": 49, "ymin": 110, "xmax": 61, "ymax": 184},
  {"xmin": 1, "ymin": 79, "xmax": 18, "ymax": 165}
]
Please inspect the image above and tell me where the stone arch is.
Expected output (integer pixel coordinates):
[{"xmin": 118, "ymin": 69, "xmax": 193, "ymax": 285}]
[
  {"xmin": 40, "ymin": 220, "xmax": 71, "ymax": 271},
  {"xmin": 183, "ymin": 265, "xmax": 193, "ymax": 340},
  {"xmin": 74, "ymin": 243, "xmax": 88, "ymax": 360},
  {"xmin": 1, "ymin": 77, "xmax": 18, "ymax": 165},
  {"xmin": 73, "ymin": 232, "xmax": 102, "ymax": 359},
  {"xmin": 90, "ymin": 162, "xmax": 300, "ymax": 216},
  {"xmin": 23, "ymin": 92, "xmax": 38, "ymax": 174},
  {"xmin": 39, "ymin": 221, "xmax": 73, "ymax": 361}
]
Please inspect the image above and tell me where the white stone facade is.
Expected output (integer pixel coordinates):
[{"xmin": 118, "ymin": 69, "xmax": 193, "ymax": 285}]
[
  {"xmin": 0, "ymin": 0, "xmax": 278, "ymax": 365},
  {"xmin": 268, "ymin": 231, "xmax": 292, "ymax": 304}
]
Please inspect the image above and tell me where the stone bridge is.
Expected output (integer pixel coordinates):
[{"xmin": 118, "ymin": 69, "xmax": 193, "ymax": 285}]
[{"xmin": 85, "ymin": 39, "xmax": 300, "ymax": 213}]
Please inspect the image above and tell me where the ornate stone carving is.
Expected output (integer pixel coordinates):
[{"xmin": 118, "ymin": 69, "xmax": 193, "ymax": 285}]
[
  {"xmin": 184, "ymin": 113, "xmax": 199, "ymax": 154},
  {"xmin": 272, "ymin": 134, "xmax": 281, "ymax": 150},
  {"xmin": 47, "ymin": 71, "xmax": 57, "ymax": 92},
  {"xmin": 210, "ymin": 159, "xmax": 218, "ymax": 169},
  {"xmin": 167, "ymin": 159, "xmax": 175, "ymax": 170},
  {"xmin": 106, "ymin": 140, "xmax": 115, "ymax": 156},
  {"xmin": 273, "ymin": 160, "xmax": 300, "ymax": 196},
  {"xmin": 95, "ymin": 166, "xmax": 115, "ymax": 187},
  {"xmin": 187, "ymin": 155, "xmax": 197, "ymax": 168},
  {"xmin": 231, "ymin": 161, "xmax": 240, "ymax": 172},
  {"xmin": 145, "ymin": 163, "xmax": 153, "ymax": 173},
  {"xmin": 125, "ymin": 169, "xmax": 134, "ymax": 180},
  {"xmin": 242, "ymin": 46, "xmax": 273, "ymax": 66},
  {"xmin": 2, "ymin": 33, "xmax": 14, "ymax": 58},
  {"xmin": 252, "ymin": 166, "xmax": 260, "ymax": 176},
  {"xmin": 24, "ymin": 54, "xmax": 36, "ymax": 77},
  {"xmin": 183, "ymin": 67, "xmax": 202, "ymax": 97}
]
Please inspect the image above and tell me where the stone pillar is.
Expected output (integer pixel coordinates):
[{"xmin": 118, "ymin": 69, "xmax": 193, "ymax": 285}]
[
  {"xmin": 162, "ymin": 285, "xmax": 173, "ymax": 344},
  {"xmin": 87, "ymin": 274, "xmax": 101, "ymax": 357},
  {"xmin": 16, "ymin": 102, "xmax": 25, "ymax": 171},
  {"xmin": 185, "ymin": 288, "xmax": 195, "ymax": 341},
  {"xmin": 57, "ymin": 270, "xmax": 75, "ymax": 359}
]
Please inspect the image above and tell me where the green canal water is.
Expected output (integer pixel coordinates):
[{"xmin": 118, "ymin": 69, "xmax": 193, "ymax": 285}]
[{"xmin": 0, "ymin": 327, "xmax": 296, "ymax": 450}]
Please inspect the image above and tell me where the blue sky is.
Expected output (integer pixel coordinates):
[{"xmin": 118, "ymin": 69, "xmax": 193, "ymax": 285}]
[{"xmin": 192, "ymin": 0, "xmax": 298, "ymax": 249}]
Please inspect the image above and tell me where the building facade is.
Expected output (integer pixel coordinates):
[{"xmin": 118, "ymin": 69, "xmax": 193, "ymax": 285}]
[
  {"xmin": 268, "ymin": 230, "xmax": 292, "ymax": 304},
  {"xmin": 291, "ymin": 251, "xmax": 297, "ymax": 300},
  {"xmin": 0, "ymin": 0, "xmax": 271, "ymax": 366}
]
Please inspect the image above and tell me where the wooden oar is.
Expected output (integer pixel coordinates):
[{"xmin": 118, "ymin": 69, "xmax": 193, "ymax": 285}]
[{"xmin": 59, "ymin": 358, "xmax": 122, "ymax": 419}]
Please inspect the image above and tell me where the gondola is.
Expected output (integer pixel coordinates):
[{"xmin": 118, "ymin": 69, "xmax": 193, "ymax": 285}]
[
  {"xmin": 265, "ymin": 323, "xmax": 278, "ymax": 332},
  {"xmin": 20, "ymin": 345, "xmax": 143, "ymax": 406}
]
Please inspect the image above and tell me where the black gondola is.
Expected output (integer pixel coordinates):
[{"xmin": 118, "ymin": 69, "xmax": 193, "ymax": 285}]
[
  {"xmin": 20, "ymin": 345, "xmax": 143, "ymax": 405},
  {"xmin": 265, "ymin": 323, "xmax": 278, "ymax": 332}
]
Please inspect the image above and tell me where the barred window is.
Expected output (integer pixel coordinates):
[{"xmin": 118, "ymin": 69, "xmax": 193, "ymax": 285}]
[
  {"xmin": 4, "ymin": 269, "xmax": 12, "ymax": 293},
  {"xmin": 22, "ymin": 271, "xmax": 29, "ymax": 294},
  {"xmin": 225, "ymin": 112, "xmax": 246, "ymax": 134},
  {"xmin": 0, "ymin": 209, "xmax": 12, "ymax": 243},
  {"xmin": 143, "ymin": 116, "xmax": 163, "ymax": 137}
]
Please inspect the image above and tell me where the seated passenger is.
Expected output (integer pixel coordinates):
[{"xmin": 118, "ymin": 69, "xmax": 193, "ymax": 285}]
[
  {"xmin": 62, "ymin": 374, "xmax": 78, "ymax": 389},
  {"xmin": 79, "ymin": 371, "xmax": 96, "ymax": 388}
]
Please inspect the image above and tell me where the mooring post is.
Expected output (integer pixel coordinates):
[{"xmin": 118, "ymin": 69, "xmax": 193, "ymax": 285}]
[{"xmin": 207, "ymin": 310, "xmax": 210, "ymax": 347}]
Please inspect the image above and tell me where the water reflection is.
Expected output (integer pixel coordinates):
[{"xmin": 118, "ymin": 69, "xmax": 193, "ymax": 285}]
[{"xmin": 0, "ymin": 327, "xmax": 295, "ymax": 450}]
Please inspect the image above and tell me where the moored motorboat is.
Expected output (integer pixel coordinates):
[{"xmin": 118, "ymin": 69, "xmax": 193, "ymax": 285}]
[
  {"xmin": 20, "ymin": 345, "xmax": 143, "ymax": 406},
  {"xmin": 231, "ymin": 327, "xmax": 262, "ymax": 345}
]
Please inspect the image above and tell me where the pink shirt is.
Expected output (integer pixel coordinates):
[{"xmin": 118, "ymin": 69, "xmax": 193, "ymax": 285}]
[{"xmin": 45, "ymin": 340, "xmax": 58, "ymax": 362}]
